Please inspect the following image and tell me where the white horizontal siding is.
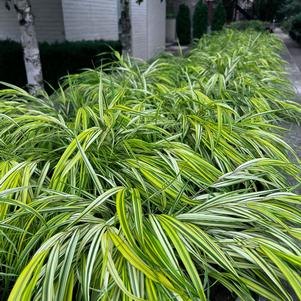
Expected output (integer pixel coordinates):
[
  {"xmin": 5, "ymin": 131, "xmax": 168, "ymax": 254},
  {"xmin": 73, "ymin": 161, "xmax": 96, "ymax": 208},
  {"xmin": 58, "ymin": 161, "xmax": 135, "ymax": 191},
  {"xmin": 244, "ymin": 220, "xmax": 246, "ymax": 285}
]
[
  {"xmin": 0, "ymin": 4, "xmax": 23, "ymax": 41},
  {"xmin": 0, "ymin": 0, "xmax": 65, "ymax": 42},
  {"xmin": 62, "ymin": 0, "xmax": 119, "ymax": 41},
  {"xmin": 0, "ymin": 0, "xmax": 166, "ymax": 59},
  {"xmin": 33, "ymin": 0, "xmax": 65, "ymax": 42}
]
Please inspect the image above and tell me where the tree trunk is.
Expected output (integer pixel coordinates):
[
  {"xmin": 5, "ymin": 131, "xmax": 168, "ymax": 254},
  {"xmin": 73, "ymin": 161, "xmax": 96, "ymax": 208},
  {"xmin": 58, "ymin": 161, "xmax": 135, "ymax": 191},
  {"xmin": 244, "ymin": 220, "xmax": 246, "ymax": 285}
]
[
  {"xmin": 14, "ymin": 0, "xmax": 43, "ymax": 94},
  {"xmin": 119, "ymin": 0, "xmax": 132, "ymax": 55}
]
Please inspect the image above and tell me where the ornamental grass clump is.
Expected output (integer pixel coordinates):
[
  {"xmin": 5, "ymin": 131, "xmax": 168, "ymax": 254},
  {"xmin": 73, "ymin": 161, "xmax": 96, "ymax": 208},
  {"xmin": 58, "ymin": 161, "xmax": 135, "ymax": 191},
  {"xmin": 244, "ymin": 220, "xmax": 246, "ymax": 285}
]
[{"xmin": 1, "ymin": 30, "xmax": 301, "ymax": 301}]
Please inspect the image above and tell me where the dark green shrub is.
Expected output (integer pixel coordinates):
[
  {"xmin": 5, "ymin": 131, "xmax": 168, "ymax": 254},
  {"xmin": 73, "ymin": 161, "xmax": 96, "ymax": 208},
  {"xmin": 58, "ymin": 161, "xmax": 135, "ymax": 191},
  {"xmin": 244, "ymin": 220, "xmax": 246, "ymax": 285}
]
[
  {"xmin": 279, "ymin": 0, "xmax": 301, "ymax": 19},
  {"xmin": 212, "ymin": 1, "xmax": 226, "ymax": 31},
  {"xmin": 0, "ymin": 40, "xmax": 121, "ymax": 91},
  {"xmin": 193, "ymin": 1, "xmax": 208, "ymax": 39},
  {"xmin": 228, "ymin": 20, "xmax": 270, "ymax": 31},
  {"xmin": 223, "ymin": 0, "xmax": 235, "ymax": 23},
  {"xmin": 176, "ymin": 4, "xmax": 191, "ymax": 45},
  {"xmin": 290, "ymin": 31, "xmax": 301, "ymax": 43},
  {"xmin": 289, "ymin": 13, "xmax": 301, "ymax": 43},
  {"xmin": 281, "ymin": 17, "xmax": 293, "ymax": 33},
  {"xmin": 0, "ymin": 40, "xmax": 26, "ymax": 89},
  {"xmin": 291, "ymin": 13, "xmax": 301, "ymax": 33},
  {"xmin": 253, "ymin": 0, "xmax": 282, "ymax": 21}
]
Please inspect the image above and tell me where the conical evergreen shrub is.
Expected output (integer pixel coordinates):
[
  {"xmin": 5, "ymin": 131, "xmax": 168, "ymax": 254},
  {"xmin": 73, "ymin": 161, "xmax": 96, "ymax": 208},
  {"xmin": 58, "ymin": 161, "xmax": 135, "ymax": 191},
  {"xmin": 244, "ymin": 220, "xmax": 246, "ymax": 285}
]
[
  {"xmin": 176, "ymin": 4, "xmax": 191, "ymax": 44},
  {"xmin": 193, "ymin": 1, "xmax": 208, "ymax": 39},
  {"xmin": 212, "ymin": 1, "xmax": 226, "ymax": 31}
]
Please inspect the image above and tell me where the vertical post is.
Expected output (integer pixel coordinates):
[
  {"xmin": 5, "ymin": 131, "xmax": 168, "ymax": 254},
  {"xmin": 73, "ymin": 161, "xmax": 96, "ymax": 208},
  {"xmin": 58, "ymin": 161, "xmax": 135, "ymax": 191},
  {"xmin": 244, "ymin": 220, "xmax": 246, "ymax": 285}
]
[{"xmin": 14, "ymin": 0, "xmax": 44, "ymax": 94}]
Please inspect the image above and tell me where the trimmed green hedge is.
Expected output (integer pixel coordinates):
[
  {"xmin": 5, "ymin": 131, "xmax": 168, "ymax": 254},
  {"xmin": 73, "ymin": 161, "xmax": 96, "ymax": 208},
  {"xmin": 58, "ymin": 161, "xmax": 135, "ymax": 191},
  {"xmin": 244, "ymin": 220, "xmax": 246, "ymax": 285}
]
[{"xmin": 0, "ymin": 40, "xmax": 121, "ymax": 91}]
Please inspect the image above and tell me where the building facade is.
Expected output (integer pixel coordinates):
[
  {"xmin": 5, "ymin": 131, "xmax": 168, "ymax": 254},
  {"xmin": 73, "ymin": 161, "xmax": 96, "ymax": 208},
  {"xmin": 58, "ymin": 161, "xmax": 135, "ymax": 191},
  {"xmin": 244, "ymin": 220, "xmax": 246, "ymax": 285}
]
[
  {"xmin": 131, "ymin": 0, "xmax": 166, "ymax": 59},
  {"xmin": 0, "ymin": 0, "xmax": 166, "ymax": 59}
]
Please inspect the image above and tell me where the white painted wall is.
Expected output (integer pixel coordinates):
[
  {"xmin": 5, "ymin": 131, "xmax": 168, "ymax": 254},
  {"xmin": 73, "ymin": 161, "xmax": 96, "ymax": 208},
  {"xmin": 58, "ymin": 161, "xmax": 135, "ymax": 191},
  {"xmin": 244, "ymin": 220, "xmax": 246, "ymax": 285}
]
[
  {"xmin": 0, "ymin": 4, "xmax": 19, "ymax": 40},
  {"xmin": 0, "ymin": 0, "xmax": 165, "ymax": 59},
  {"xmin": 130, "ymin": 0, "xmax": 148, "ymax": 59},
  {"xmin": 147, "ymin": 0, "xmax": 166, "ymax": 58},
  {"xmin": 33, "ymin": 0, "xmax": 65, "ymax": 42},
  {"xmin": 62, "ymin": 0, "xmax": 119, "ymax": 41},
  {"xmin": 130, "ymin": 0, "xmax": 166, "ymax": 60},
  {"xmin": 0, "ymin": 0, "xmax": 118, "ymax": 42},
  {"xmin": 0, "ymin": 0, "xmax": 65, "ymax": 42}
]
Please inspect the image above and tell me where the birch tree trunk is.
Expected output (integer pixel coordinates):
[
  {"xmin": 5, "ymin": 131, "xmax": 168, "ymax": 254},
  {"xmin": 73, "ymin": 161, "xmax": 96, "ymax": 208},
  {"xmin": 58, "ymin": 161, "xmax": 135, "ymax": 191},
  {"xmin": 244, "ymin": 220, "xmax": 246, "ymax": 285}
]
[
  {"xmin": 14, "ymin": 0, "xmax": 44, "ymax": 94},
  {"xmin": 119, "ymin": 0, "xmax": 132, "ymax": 55}
]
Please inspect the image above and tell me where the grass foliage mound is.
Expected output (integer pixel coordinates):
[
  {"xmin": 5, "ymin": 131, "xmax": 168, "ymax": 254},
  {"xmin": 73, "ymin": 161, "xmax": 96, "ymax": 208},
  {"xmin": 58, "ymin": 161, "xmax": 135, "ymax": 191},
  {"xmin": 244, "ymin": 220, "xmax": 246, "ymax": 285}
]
[{"xmin": 1, "ymin": 30, "xmax": 301, "ymax": 301}]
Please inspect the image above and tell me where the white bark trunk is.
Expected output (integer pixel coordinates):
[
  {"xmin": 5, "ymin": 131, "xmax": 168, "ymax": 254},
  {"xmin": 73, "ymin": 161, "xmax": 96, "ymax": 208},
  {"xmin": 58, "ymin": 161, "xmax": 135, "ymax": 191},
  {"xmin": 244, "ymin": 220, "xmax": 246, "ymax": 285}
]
[
  {"xmin": 14, "ymin": 0, "xmax": 44, "ymax": 94},
  {"xmin": 119, "ymin": 0, "xmax": 132, "ymax": 55}
]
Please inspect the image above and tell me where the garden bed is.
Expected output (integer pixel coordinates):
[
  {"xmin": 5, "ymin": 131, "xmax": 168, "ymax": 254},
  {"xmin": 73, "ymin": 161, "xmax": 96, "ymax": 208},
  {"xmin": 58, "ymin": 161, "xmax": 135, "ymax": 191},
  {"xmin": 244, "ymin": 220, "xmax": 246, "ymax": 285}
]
[{"xmin": 1, "ymin": 30, "xmax": 301, "ymax": 301}]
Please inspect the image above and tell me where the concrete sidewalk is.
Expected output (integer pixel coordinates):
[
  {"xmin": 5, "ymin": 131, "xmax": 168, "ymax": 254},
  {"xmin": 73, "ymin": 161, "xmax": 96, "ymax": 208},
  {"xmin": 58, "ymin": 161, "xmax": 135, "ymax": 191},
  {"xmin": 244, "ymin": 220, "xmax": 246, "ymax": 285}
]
[
  {"xmin": 274, "ymin": 29, "xmax": 301, "ymax": 178},
  {"xmin": 274, "ymin": 28, "xmax": 301, "ymax": 96}
]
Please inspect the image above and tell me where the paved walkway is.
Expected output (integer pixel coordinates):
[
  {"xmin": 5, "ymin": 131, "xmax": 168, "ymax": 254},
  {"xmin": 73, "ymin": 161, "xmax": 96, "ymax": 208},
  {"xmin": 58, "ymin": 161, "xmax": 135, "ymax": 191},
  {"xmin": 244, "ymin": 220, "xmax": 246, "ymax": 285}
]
[
  {"xmin": 274, "ymin": 28, "xmax": 301, "ymax": 95},
  {"xmin": 274, "ymin": 29, "xmax": 301, "ymax": 194},
  {"xmin": 165, "ymin": 42, "xmax": 190, "ymax": 55}
]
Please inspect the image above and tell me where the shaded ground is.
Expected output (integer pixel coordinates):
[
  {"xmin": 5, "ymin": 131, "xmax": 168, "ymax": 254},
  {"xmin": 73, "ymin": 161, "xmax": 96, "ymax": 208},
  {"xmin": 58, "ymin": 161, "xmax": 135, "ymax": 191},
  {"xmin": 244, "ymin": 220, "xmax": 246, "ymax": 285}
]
[
  {"xmin": 274, "ymin": 29, "xmax": 301, "ymax": 142},
  {"xmin": 276, "ymin": 29, "xmax": 301, "ymax": 77},
  {"xmin": 165, "ymin": 42, "xmax": 190, "ymax": 55}
]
